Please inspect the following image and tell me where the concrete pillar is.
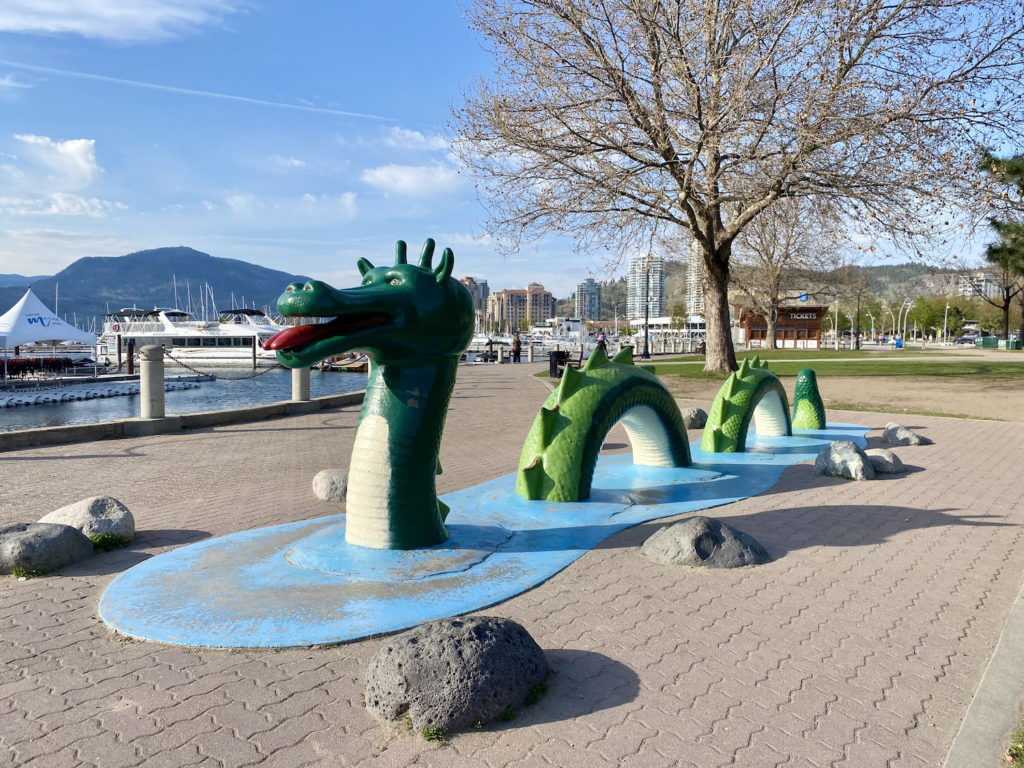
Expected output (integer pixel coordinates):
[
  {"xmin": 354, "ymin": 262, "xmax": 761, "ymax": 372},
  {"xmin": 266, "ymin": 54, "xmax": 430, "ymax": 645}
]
[
  {"xmin": 139, "ymin": 345, "xmax": 165, "ymax": 419},
  {"xmin": 292, "ymin": 366, "xmax": 311, "ymax": 402},
  {"xmin": 527, "ymin": 344, "xmax": 534, "ymax": 363}
]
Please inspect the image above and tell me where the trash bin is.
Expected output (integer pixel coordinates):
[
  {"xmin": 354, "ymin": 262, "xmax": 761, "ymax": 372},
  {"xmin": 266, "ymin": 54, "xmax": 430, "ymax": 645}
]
[
  {"xmin": 549, "ymin": 350, "xmax": 569, "ymax": 378},
  {"xmin": 894, "ymin": 338, "xmax": 903, "ymax": 349}
]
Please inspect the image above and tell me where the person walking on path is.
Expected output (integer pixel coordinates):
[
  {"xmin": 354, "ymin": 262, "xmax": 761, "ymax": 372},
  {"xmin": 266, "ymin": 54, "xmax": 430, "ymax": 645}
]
[{"xmin": 511, "ymin": 333, "xmax": 522, "ymax": 363}]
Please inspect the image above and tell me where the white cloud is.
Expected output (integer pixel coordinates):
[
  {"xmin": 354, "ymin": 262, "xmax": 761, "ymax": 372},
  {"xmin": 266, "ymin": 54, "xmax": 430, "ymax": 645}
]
[
  {"xmin": 434, "ymin": 232, "xmax": 493, "ymax": 249},
  {"xmin": 360, "ymin": 164, "xmax": 462, "ymax": 197},
  {"xmin": 13, "ymin": 134, "xmax": 101, "ymax": 191},
  {"xmin": 0, "ymin": 0, "xmax": 244, "ymax": 42},
  {"xmin": 0, "ymin": 228, "xmax": 142, "ymax": 274},
  {"xmin": 0, "ymin": 193, "xmax": 124, "ymax": 218},
  {"xmin": 383, "ymin": 127, "xmax": 449, "ymax": 152},
  {"xmin": 269, "ymin": 154, "xmax": 306, "ymax": 169},
  {"xmin": 221, "ymin": 191, "xmax": 357, "ymax": 222},
  {"xmin": 224, "ymin": 192, "xmax": 256, "ymax": 214},
  {"xmin": 300, "ymin": 192, "xmax": 357, "ymax": 219},
  {"xmin": 0, "ymin": 73, "xmax": 32, "ymax": 90}
]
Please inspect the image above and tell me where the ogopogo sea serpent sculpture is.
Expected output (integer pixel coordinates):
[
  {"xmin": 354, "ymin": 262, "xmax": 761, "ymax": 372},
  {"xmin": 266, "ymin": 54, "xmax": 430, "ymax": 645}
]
[
  {"xmin": 266, "ymin": 239, "xmax": 823, "ymax": 547},
  {"xmin": 265, "ymin": 239, "xmax": 474, "ymax": 550}
]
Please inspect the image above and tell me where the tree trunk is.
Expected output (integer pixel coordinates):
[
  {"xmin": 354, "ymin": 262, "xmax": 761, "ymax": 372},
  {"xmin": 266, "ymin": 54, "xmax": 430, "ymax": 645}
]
[
  {"xmin": 1002, "ymin": 292, "xmax": 1011, "ymax": 340},
  {"xmin": 700, "ymin": 243, "xmax": 738, "ymax": 373},
  {"xmin": 766, "ymin": 306, "xmax": 778, "ymax": 350}
]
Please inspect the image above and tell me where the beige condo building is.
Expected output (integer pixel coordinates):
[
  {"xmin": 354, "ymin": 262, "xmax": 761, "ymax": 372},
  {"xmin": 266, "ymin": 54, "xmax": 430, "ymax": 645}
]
[{"xmin": 486, "ymin": 282, "xmax": 558, "ymax": 331}]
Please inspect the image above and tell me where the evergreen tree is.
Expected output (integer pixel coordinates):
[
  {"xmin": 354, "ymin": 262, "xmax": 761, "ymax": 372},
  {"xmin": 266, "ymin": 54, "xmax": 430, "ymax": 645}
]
[{"xmin": 978, "ymin": 153, "xmax": 1024, "ymax": 339}]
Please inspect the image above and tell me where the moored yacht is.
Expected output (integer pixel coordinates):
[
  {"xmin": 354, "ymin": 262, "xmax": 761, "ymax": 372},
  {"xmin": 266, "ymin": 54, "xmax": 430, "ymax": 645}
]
[{"xmin": 97, "ymin": 307, "xmax": 285, "ymax": 369}]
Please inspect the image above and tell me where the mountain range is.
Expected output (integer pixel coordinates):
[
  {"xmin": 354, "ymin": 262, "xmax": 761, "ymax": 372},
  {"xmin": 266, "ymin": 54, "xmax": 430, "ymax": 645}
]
[
  {"xmin": 3, "ymin": 245, "xmax": 965, "ymax": 335},
  {"xmin": 0, "ymin": 247, "xmax": 310, "ymax": 332}
]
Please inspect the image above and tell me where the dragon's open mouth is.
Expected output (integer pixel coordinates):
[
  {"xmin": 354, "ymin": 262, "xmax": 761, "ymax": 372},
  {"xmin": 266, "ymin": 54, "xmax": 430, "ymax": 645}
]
[{"xmin": 264, "ymin": 313, "xmax": 391, "ymax": 351}]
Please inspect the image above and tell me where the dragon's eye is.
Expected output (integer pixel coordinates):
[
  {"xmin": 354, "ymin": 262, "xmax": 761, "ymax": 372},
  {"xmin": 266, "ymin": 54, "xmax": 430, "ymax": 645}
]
[{"xmin": 389, "ymin": 278, "xmax": 401, "ymax": 285}]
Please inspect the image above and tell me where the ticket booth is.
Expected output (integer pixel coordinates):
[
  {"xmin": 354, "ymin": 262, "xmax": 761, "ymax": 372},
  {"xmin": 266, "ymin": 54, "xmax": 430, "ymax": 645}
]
[{"xmin": 736, "ymin": 306, "xmax": 826, "ymax": 350}]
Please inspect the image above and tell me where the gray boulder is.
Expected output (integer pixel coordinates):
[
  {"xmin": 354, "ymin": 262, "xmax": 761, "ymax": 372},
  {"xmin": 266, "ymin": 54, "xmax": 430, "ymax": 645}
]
[
  {"xmin": 364, "ymin": 616, "xmax": 549, "ymax": 734},
  {"xmin": 682, "ymin": 407, "xmax": 708, "ymax": 430},
  {"xmin": 312, "ymin": 469, "xmax": 347, "ymax": 502},
  {"xmin": 39, "ymin": 496, "xmax": 134, "ymax": 542},
  {"xmin": 814, "ymin": 440, "xmax": 876, "ymax": 480},
  {"xmin": 0, "ymin": 522, "xmax": 94, "ymax": 574},
  {"xmin": 865, "ymin": 448, "xmax": 907, "ymax": 474},
  {"xmin": 641, "ymin": 515, "xmax": 770, "ymax": 568},
  {"xmin": 882, "ymin": 422, "xmax": 933, "ymax": 446}
]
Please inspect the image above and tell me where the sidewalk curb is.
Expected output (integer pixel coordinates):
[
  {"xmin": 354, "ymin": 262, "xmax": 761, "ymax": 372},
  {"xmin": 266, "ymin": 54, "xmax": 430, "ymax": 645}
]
[
  {"xmin": 944, "ymin": 576, "xmax": 1024, "ymax": 768},
  {"xmin": 0, "ymin": 390, "xmax": 365, "ymax": 452}
]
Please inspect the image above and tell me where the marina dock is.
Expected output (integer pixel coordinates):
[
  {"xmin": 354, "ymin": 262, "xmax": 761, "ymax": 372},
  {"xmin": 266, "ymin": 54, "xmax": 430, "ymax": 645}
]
[{"xmin": 1, "ymin": 361, "xmax": 1022, "ymax": 767}]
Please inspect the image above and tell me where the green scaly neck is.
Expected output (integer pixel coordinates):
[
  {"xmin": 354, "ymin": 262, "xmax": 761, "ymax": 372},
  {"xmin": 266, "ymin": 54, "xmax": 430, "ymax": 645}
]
[{"xmin": 344, "ymin": 357, "xmax": 458, "ymax": 549}]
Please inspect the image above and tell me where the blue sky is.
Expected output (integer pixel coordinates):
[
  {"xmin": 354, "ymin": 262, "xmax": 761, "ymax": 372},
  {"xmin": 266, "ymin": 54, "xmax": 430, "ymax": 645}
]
[{"xmin": 0, "ymin": 1, "xmax": 610, "ymax": 298}]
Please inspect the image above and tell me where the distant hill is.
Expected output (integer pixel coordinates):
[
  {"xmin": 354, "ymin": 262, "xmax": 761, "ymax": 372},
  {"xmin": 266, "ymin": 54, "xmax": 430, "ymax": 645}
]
[
  {"xmin": 0, "ymin": 273, "xmax": 49, "ymax": 288},
  {"xmin": 0, "ymin": 247, "xmax": 310, "ymax": 332}
]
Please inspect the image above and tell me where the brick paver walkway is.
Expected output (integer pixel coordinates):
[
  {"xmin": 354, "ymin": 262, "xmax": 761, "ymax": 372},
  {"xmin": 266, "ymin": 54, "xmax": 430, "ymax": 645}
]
[{"xmin": 1, "ymin": 362, "xmax": 1022, "ymax": 767}]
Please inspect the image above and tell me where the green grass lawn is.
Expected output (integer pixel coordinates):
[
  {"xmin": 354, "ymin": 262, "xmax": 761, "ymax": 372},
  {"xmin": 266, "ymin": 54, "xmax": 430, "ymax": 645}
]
[
  {"xmin": 643, "ymin": 356, "xmax": 1024, "ymax": 381},
  {"xmin": 535, "ymin": 349, "xmax": 1024, "ymax": 382},
  {"xmin": 534, "ymin": 348, "xmax": 1024, "ymax": 419}
]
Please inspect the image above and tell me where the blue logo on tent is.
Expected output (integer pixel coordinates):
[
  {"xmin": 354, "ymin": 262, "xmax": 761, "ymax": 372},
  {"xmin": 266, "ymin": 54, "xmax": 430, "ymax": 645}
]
[{"xmin": 27, "ymin": 316, "xmax": 52, "ymax": 327}]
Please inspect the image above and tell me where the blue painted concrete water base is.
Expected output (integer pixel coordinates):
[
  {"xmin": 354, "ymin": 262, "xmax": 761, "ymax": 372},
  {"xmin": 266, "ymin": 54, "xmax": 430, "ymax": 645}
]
[{"xmin": 99, "ymin": 424, "xmax": 868, "ymax": 648}]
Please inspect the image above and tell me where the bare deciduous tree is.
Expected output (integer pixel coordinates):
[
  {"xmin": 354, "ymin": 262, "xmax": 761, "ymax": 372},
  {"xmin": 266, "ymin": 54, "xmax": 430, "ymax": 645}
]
[
  {"xmin": 450, "ymin": 0, "xmax": 1024, "ymax": 371},
  {"xmin": 730, "ymin": 199, "xmax": 840, "ymax": 348}
]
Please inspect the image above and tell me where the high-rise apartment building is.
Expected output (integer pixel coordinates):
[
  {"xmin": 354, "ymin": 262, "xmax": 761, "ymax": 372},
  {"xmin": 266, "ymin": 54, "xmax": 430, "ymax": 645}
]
[
  {"xmin": 486, "ymin": 282, "xmax": 558, "ymax": 331},
  {"xmin": 685, "ymin": 240, "xmax": 705, "ymax": 315},
  {"xmin": 459, "ymin": 276, "xmax": 490, "ymax": 331},
  {"xmin": 459, "ymin": 276, "xmax": 490, "ymax": 311},
  {"xmin": 959, "ymin": 271, "xmax": 1001, "ymax": 299},
  {"xmin": 627, "ymin": 254, "xmax": 664, "ymax": 320},
  {"xmin": 575, "ymin": 278, "xmax": 601, "ymax": 320}
]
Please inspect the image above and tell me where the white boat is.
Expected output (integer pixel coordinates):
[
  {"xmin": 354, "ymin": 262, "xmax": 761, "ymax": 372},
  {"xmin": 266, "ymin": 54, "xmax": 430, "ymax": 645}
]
[{"xmin": 97, "ymin": 307, "xmax": 285, "ymax": 369}]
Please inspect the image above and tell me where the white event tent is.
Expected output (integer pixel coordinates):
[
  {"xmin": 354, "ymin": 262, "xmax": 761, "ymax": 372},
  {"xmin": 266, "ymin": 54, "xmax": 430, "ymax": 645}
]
[{"xmin": 0, "ymin": 288, "xmax": 97, "ymax": 379}]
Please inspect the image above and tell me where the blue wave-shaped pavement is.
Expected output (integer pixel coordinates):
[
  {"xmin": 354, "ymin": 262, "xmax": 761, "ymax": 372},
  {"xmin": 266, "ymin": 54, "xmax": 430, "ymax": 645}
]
[{"xmin": 98, "ymin": 424, "xmax": 867, "ymax": 647}]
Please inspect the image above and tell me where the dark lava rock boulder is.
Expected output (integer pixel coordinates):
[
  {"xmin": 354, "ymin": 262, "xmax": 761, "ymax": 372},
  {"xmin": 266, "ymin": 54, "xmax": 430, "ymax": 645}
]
[
  {"xmin": 882, "ymin": 422, "xmax": 933, "ymax": 446},
  {"xmin": 0, "ymin": 522, "xmax": 94, "ymax": 574},
  {"xmin": 364, "ymin": 616, "xmax": 549, "ymax": 734},
  {"xmin": 865, "ymin": 448, "xmax": 907, "ymax": 474},
  {"xmin": 641, "ymin": 515, "xmax": 770, "ymax": 568},
  {"xmin": 814, "ymin": 440, "xmax": 876, "ymax": 480}
]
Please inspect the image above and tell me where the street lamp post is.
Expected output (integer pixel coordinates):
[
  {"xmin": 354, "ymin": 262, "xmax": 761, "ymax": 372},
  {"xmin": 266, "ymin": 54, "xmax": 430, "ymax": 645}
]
[
  {"xmin": 834, "ymin": 301, "xmax": 840, "ymax": 351},
  {"xmin": 897, "ymin": 298, "xmax": 912, "ymax": 342},
  {"xmin": 867, "ymin": 311, "xmax": 876, "ymax": 341}
]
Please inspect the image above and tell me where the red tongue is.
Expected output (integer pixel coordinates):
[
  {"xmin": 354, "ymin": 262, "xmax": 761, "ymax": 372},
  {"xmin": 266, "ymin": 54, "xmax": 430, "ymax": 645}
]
[
  {"xmin": 264, "ymin": 313, "xmax": 392, "ymax": 351},
  {"xmin": 263, "ymin": 324, "xmax": 323, "ymax": 351}
]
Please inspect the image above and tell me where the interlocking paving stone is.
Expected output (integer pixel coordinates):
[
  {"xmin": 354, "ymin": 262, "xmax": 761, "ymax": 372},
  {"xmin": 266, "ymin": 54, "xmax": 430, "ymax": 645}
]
[{"xmin": 1, "ymin": 362, "xmax": 1023, "ymax": 766}]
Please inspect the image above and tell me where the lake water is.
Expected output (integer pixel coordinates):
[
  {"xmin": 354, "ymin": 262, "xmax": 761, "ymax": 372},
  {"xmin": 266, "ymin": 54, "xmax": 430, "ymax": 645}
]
[{"xmin": 0, "ymin": 367, "xmax": 368, "ymax": 433}]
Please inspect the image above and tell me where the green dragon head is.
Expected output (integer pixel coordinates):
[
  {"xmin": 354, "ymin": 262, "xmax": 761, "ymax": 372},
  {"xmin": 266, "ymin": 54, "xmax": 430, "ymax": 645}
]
[{"xmin": 265, "ymin": 239, "xmax": 474, "ymax": 367}]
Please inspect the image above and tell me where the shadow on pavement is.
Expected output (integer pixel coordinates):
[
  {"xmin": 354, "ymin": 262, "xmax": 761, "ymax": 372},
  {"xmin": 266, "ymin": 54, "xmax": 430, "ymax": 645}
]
[
  {"xmin": 594, "ymin": 504, "xmax": 1010, "ymax": 559},
  {"xmin": 62, "ymin": 528, "xmax": 211, "ymax": 576},
  {"xmin": 490, "ymin": 649, "xmax": 639, "ymax": 729}
]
